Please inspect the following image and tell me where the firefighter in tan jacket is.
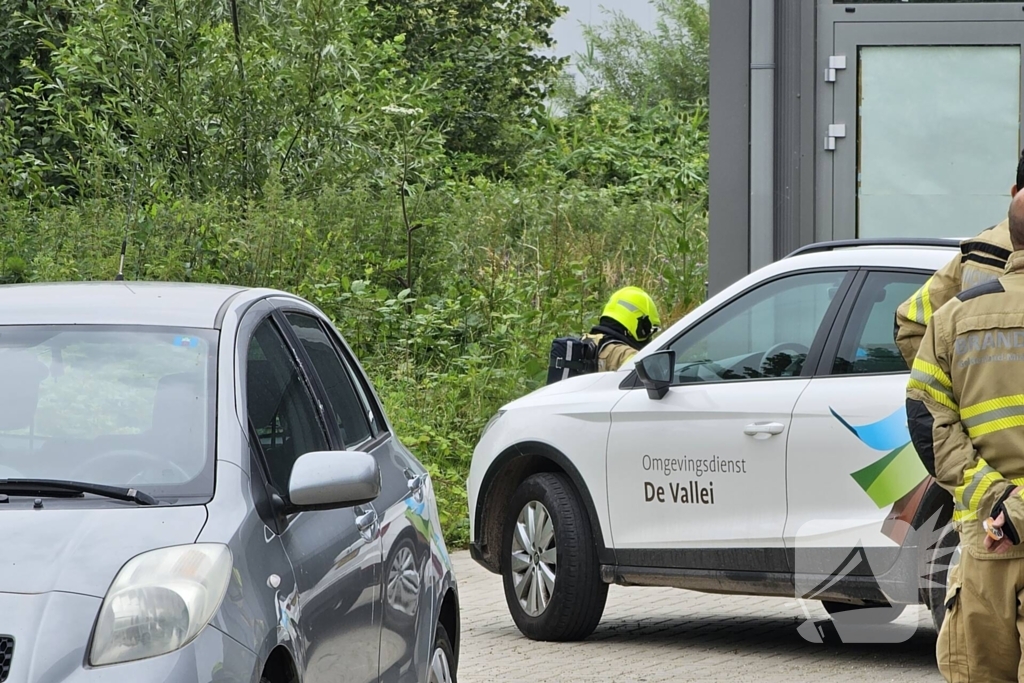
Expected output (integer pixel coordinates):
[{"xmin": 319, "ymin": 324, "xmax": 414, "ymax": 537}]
[
  {"xmin": 896, "ymin": 151, "xmax": 1024, "ymax": 367},
  {"xmin": 583, "ymin": 286, "xmax": 661, "ymax": 372},
  {"xmin": 907, "ymin": 192, "xmax": 1024, "ymax": 682}
]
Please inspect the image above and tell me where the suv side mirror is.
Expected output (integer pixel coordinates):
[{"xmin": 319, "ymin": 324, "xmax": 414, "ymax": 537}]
[
  {"xmin": 288, "ymin": 451, "xmax": 381, "ymax": 511},
  {"xmin": 635, "ymin": 350, "xmax": 675, "ymax": 400}
]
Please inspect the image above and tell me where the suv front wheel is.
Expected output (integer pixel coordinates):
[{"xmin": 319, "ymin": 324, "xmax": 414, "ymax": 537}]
[{"xmin": 501, "ymin": 472, "xmax": 608, "ymax": 641}]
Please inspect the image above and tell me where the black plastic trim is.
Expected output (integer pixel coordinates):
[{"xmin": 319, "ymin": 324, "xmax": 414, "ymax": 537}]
[
  {"xmin": 609, "ymin": 566, "xmax": 890, "ymax": 604},
  {"xmin": 269, "ymin": 310, "xmax": 339, "ymax": 450},
  {"xmin": 213, "ymin": 289, "xmax": 249, "ymax": 329},
  {"xmin": 0, "ymin": 635, "xmax": 12, "ymax": 683},
  {"xmin": 800, "ymin": 270, "xmax": 857, "ymax": 377},
  {"xmin": 614, "ymin": 547, "xmax": 790, "ymax": 573}
]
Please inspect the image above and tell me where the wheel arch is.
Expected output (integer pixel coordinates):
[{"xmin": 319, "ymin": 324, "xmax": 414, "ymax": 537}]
[
  {"xmin": 438, "ymin": 587, "xmax": 460, "ymax": 671},
  {"xmin": 260, "ymin": 645, "xmax": 299, "ymax": 683},
  {"xmin": 472, "ymin": 440, "xmax": 611, "ymax": 573}
]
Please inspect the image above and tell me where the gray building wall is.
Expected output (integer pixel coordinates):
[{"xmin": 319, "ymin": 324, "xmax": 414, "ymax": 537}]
[
  {"xmin": 710, "ymin": 0, "xmax": 817, "ymax": 296},
  {"xmin": 708, "ymin": 0, "xmax": 751, "ymax": 295},
  {"xmin": 772, "ymin": 1, "xmax": 816, "ymax": 261}
]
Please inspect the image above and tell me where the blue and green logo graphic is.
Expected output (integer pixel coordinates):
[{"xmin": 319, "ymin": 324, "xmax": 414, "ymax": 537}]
[{"xmin": 831, "ymin": 408, "xmax": 928, "ymax": 509}]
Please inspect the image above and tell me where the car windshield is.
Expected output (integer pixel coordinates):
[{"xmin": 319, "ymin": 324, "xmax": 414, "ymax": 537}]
[{"xmin": 0, "ymin": 325, "xmax": 217, "ymax": 503}]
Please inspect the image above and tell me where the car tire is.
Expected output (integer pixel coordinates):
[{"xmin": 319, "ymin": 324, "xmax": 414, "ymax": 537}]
[
  {"xmin": 821, "ymin": 600, "xmax": 906, "ymax": 623},
  {"xmin": 428, "ymin": 622, "xmax": 457, "ymax": 683},
  {"xmin": 927, "ymin": 521, "xmax": 961, "ymax": 632},
  {"xmin": 501, "ymin": 472, "xmax": 608, "ymax": 641}
]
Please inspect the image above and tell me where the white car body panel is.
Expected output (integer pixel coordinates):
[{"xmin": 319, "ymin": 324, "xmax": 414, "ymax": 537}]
[
  {"xmin": 785, "ymin": 375, "xmax": 910, "ymax": 553},
  {"xmin": 607, "ymin": 377, "xmax": 805, "ymax": 550},
  {"xmin": 469, "ymin": 371, "xmax": 626, "ymax": 547}
]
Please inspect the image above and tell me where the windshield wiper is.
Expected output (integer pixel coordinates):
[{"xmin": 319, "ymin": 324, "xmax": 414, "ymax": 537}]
[{"xmin": 0, "ymin": 479, "xmax": 158, "ymax": 506}]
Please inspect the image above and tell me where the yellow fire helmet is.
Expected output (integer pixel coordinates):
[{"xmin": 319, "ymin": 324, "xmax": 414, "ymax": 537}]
[{"xmin": 601, "ymin": 286, "xmax": 661, "ymax": 343}]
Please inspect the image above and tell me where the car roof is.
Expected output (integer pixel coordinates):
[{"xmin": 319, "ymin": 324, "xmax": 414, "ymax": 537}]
[
  {"xmin": 778, "ymin": 242, "xmax": 958, "ymax": 272},
  {"xmin": 0, "ymin": 281, "xmax": 256, "ymax": 328}
]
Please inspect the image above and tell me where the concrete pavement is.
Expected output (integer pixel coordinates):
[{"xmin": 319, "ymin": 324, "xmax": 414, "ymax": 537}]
[{"xmin": 451, "ymin": 550, "xmax": 943, "ymax": 683}]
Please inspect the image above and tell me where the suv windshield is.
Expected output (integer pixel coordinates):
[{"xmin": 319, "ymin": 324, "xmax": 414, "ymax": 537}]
[{"xmin": 0, "ymin": 326, "xmax": 217, "ymax": 504}]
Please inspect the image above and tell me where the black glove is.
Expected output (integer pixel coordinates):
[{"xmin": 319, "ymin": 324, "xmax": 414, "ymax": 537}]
[{"xmin": 989, "ymin": 486, "xmax": 1022, "ymax": 545}]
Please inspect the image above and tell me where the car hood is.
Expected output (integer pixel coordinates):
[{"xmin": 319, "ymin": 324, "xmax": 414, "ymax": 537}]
[
  {"xmin": 504, "ymin": 371, "xmax": 618, "ymax": 410},
  {"xmin": 0, "ymin": 504, "xmax": 208, "ymax": 597}
]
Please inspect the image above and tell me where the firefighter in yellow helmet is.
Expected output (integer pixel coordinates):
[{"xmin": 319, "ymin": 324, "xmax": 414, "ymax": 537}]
[{"xmin": 583, "ymin": 286, "xmax": 661, "ymax": 372}]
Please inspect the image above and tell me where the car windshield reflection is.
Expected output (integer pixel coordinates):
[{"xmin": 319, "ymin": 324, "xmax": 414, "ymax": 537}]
[{"xmin": 0, "ymin": 325, "xmax": 218, "ymax": 502}]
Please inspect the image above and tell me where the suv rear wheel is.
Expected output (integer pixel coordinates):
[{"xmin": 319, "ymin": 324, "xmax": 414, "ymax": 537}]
[{"xmin": 501, "ymin": 472, "xmax": 608, "ymax": 641}]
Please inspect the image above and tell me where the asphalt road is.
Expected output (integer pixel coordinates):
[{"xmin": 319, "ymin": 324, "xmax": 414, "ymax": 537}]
[{"xmin": 451, "ymin": 550, "xmax": 944, "ymax": 683}]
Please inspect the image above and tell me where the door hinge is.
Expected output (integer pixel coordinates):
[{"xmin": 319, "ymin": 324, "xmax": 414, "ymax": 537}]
[
  {"xmin": 824, "ymin": 55, "xmax": 847, "ymax": 83},
  {"xmin": 824, "ymin": 123, "xmax": 846, "ymax": 151}
]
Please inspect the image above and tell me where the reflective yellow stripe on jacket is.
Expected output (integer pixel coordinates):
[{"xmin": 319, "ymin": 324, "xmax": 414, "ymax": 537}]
[
  {"xmin": 908, "ymin": 358, "xmax": 956, "ymax": 411},
  {"xmin": 962, "ymin": 394, "xmax": 1024, "ymax": 438},
  {"xmin": 906, "ymin": 277, "xmax": 934, "ymax": 326}
]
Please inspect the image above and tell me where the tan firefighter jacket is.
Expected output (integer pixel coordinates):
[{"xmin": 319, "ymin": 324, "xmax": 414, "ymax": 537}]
[
  {"xmin": 582, "ymin": 333, "xmax": 637, "ymax": 372},
  {"xmin": 907, "ymin": 251, "xmax": 1024, "ymax": 556},
  {"xmin": 896, "ymin": 220, "xmax": 1012, "ymax": 367}
]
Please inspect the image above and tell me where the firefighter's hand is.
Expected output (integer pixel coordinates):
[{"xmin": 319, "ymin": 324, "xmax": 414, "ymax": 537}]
[{"xmin": 985, "ymin": 511, "xmax": 1015, "ymax": 554}]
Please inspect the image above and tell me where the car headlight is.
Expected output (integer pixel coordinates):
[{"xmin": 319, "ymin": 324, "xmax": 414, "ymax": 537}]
[
  {"xmin": 90, "ymin": 544, "xmax": 233, "ymax": 666},
  {"xmin": 481, "ymin": 410, "xmax": 506, "ymax": 438}
]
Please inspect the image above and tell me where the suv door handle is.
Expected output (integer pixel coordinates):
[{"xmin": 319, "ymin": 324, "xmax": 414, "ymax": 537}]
[
  {"xmin": 355, "ymin": 506, "xmax": 378, "ymax": 540},
  {"xmin": 744, "ymin": 422, "xmax": 785, "ymax": 437}
]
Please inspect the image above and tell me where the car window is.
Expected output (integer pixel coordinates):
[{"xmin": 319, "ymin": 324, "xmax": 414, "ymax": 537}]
[
  {"xmin": 831, "ymin": 271, "xmax": 929, "ymax": 376},
  {"xmin": 246, "ymin": 318, "xmax": 328, "ymax": 494},
  {"xmin": 0, "ymin": 326, "xmax": 217, "ymax": 501},
  {"xmin": 285, "ymin": 313, "xmax": 373, "ymax": 448},
  {"xmin": 668, "ymin": 271, "xmax": 846, "ymax": 384}
]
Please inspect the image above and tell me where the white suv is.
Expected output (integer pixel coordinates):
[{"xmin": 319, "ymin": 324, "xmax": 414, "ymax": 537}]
[{"xmin": 468, "ymin": 238, "xmax": 963, "ymax": 641}]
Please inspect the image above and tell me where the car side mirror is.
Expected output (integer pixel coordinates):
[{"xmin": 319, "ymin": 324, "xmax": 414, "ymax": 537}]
[
  {"xmin": 288, "ymin": 451, "xmax": 381, "ymax": 511},
  {"xmin": 635, "ymin": 350, "xmax": 675, "ymax": 400}
]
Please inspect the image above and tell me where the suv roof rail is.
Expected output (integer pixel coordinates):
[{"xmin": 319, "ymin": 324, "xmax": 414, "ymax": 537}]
[{"xmin": 785, "ymin": 237, "xmax": 960, "ymax": 259}]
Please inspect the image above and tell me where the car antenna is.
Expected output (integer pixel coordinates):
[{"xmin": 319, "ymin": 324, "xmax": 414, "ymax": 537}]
[{"xmin": 115, "ymin": 169, "xmax": 138, "ymax": 282}]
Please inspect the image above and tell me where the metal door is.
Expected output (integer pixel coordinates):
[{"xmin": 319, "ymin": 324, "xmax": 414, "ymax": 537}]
[{"xmin": 818, "ymin": 7, "xmax": 1024, "ymax": 241}]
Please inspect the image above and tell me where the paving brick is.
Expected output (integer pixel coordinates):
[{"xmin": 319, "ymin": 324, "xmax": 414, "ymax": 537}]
[{"xmin": 451, "ymin": 550, "xmax": 944, "ymax": 683}]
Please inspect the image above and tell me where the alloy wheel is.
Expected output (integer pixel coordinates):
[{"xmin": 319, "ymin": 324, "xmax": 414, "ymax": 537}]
[{"xmin": 510, "ymin": 500, "xmax": 557, "ymax": 617}]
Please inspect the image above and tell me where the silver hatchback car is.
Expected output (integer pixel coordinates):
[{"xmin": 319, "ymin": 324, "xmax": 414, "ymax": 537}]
[{"xmin": 0, "ymin": 283, "xmax": 459, "ymax": 683}]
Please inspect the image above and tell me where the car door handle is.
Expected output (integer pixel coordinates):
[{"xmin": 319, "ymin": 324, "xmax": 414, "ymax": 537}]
[
  {"xmin": 743, "ymin": 422, "xmax": 785, "ymax": 437},
  {"xmin": 405, "ymin": 468, "xmax": 427, "ymax": 496},
  {"xmin": 355, "ymin": 506, "xmax": 378, "ymax": 540}
]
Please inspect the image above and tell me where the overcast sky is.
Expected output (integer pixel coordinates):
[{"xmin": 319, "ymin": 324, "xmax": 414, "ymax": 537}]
[{"xmin": 548, "ymin": 0, "xmax": 658, "ymax": 67}]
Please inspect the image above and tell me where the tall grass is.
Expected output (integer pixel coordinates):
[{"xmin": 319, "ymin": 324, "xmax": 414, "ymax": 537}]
[{"xmin": 2, "ymin": 178, "xmax": 706, "ymax": 544}]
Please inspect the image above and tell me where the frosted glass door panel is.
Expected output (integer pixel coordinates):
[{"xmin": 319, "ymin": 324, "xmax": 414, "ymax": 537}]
[{"xmin": 858, "ymin": 46, "xmax": 1020, "ymax": 238}]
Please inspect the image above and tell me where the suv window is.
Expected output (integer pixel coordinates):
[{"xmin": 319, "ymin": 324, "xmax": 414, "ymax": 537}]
[
  {"xmin": 246, "ymin": 318, "xmax": 328, "ymax": 493},
  {"xmin": 832, "ymin": 271, "xmax": 929, "ymax": 375},
  {"xmin": 668, "ymin": 271, "xmax": 846, "ymax": 384},
  {"xmin": 285, "ymin": 313, "xmax": 373, "ymax": 447}
]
